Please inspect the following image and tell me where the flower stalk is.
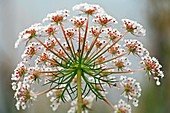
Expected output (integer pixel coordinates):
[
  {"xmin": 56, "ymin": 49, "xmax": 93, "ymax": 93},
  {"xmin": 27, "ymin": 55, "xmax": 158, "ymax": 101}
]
[{"xmin": 77, "ymin": 69, "xmax": 82, "ymax": 113}]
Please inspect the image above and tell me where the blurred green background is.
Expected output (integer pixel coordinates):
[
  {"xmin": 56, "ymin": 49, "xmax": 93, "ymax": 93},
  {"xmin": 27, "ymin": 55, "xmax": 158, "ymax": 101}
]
[{"xmin": 0, "ymin": 0, "xmax": 169, "ymax": 113}]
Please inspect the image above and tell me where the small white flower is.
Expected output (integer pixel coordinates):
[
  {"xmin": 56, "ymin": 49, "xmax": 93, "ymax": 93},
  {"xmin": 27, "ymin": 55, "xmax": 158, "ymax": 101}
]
[
  {"xmin": 133, "ymin": 98, "xmax": 139, "ymax": 107},
  {"xmin": 12, "ymin": 82, "xmax": 17, "ymax": 90},
  {"xmin": 50, "ymin": 101, "xmax": 60, "ymax": 111}
]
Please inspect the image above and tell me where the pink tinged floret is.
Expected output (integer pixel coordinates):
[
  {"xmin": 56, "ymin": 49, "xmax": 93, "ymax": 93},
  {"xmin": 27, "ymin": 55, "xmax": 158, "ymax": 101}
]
[
  {"xmin": 52, "ymin": 15, "xmax": 63, "ymax": 23},
  {"xmin": 108, "ymin": 44, "xmax": 123, "ymax": 55},
  {"xmin": 26, "ymin": 67, "xmax": 40, "ymax": 82},
  {"xmin": 22, "ymin": 42, "xmax": 41, "ymax": 59},
  {"xmin": 89, "ymin": 27, "xmax": 100, "ymax": 37},
  {"xmin": 35, "ymin": 53, "xmax": 56, "ymax": 67},
  {"xmin": 65, "ymin": 28, "xmax": 76, "ymax": 39},
  {"xmin": 15, "ymin": 87, "xmax": 36, "ymax": 110},
  {"xmin": 113, "ymin": 57, "xmax": 131, "ymax": 71},
  {"xmin": 107, "ymin": 28, "xmax": 122, "ymax": 41},
  {"xmin": 89, "ymin": 26, "xmax": 105, "ymax": 38},
  {"xmin": 95, "ymin": 40, "xmax": 103, "ymax": 49},
  {"xmin": 45, "ymin": 38, "xmax": 56, "ymax": 49},
  {"xmin": 93, "ymin": 14, "xmax": 117, "ymax": 27},
  {"xmin": 70, "ymin": 16, "xmax": 87, "ymax": 28},
  {"xmin": 39, "ymin": 53, "xmax": 49, "ymax": 63},
  {"xmin": 96, "ymin": 56, "xmax": 105, "ymax": 64},
  {"xmin": 45, "ymin": 26, "xmax": 58, "ymax": 35}
]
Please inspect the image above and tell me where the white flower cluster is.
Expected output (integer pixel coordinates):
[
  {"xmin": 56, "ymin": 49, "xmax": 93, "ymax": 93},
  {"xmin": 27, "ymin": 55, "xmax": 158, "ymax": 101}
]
[
  {"xmin": 15, "ymin": 23, "xmax": 43, "ymax": 48},
  {"xmin": 140, "ymin": 55, "xmax": 164, "ymax": 85},
  {"xmin": 14, "ymin": 81, "xmax": 37, "ymax": 110},
  {"xmin": 107, "ymin": 28, "xmax": 122, "ymax": 41},
  {"xmin": 93, "ymin": 14, "xmax": 117, "ymax": 27},
  {"xmin": 113, "ymin": 57, "xmax": 131, "ymax": 71},
  {"xmin": 122, "ymin": 19, "xmax": 146, "ymax": 36},
  {"xmin": 12, "ymin": 62, "xmax": 27, "ymax": 81},
  {"xmin": 21, "ymin": 42, "xmax": 42, "ymax": 59},
  {"xmin": 43, "ymin": 9, "xmax": 70, "ymax": 24},
  {"xmin": 70, "ymin": 16, "xmax": 87, "ymax": 28},
  {"xmin": 124, "ymin": 39, "xmax": 149, "ymax": 56},
  {"xmin": 119, "ymin": 76, "xmax": 142, "ymax": 107}
]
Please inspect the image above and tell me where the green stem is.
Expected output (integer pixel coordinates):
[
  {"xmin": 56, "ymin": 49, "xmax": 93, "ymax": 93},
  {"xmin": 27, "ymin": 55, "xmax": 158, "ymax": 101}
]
[{"xmin": 77, "ymin": 69, "xmax": 82, "ymax": 113}]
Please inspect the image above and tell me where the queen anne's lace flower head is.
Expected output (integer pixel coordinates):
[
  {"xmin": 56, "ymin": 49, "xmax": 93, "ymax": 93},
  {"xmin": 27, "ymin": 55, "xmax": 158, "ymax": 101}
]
[{"xmin": 12, "ymin": 3, "xmax": 164, "ymax": 113}]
